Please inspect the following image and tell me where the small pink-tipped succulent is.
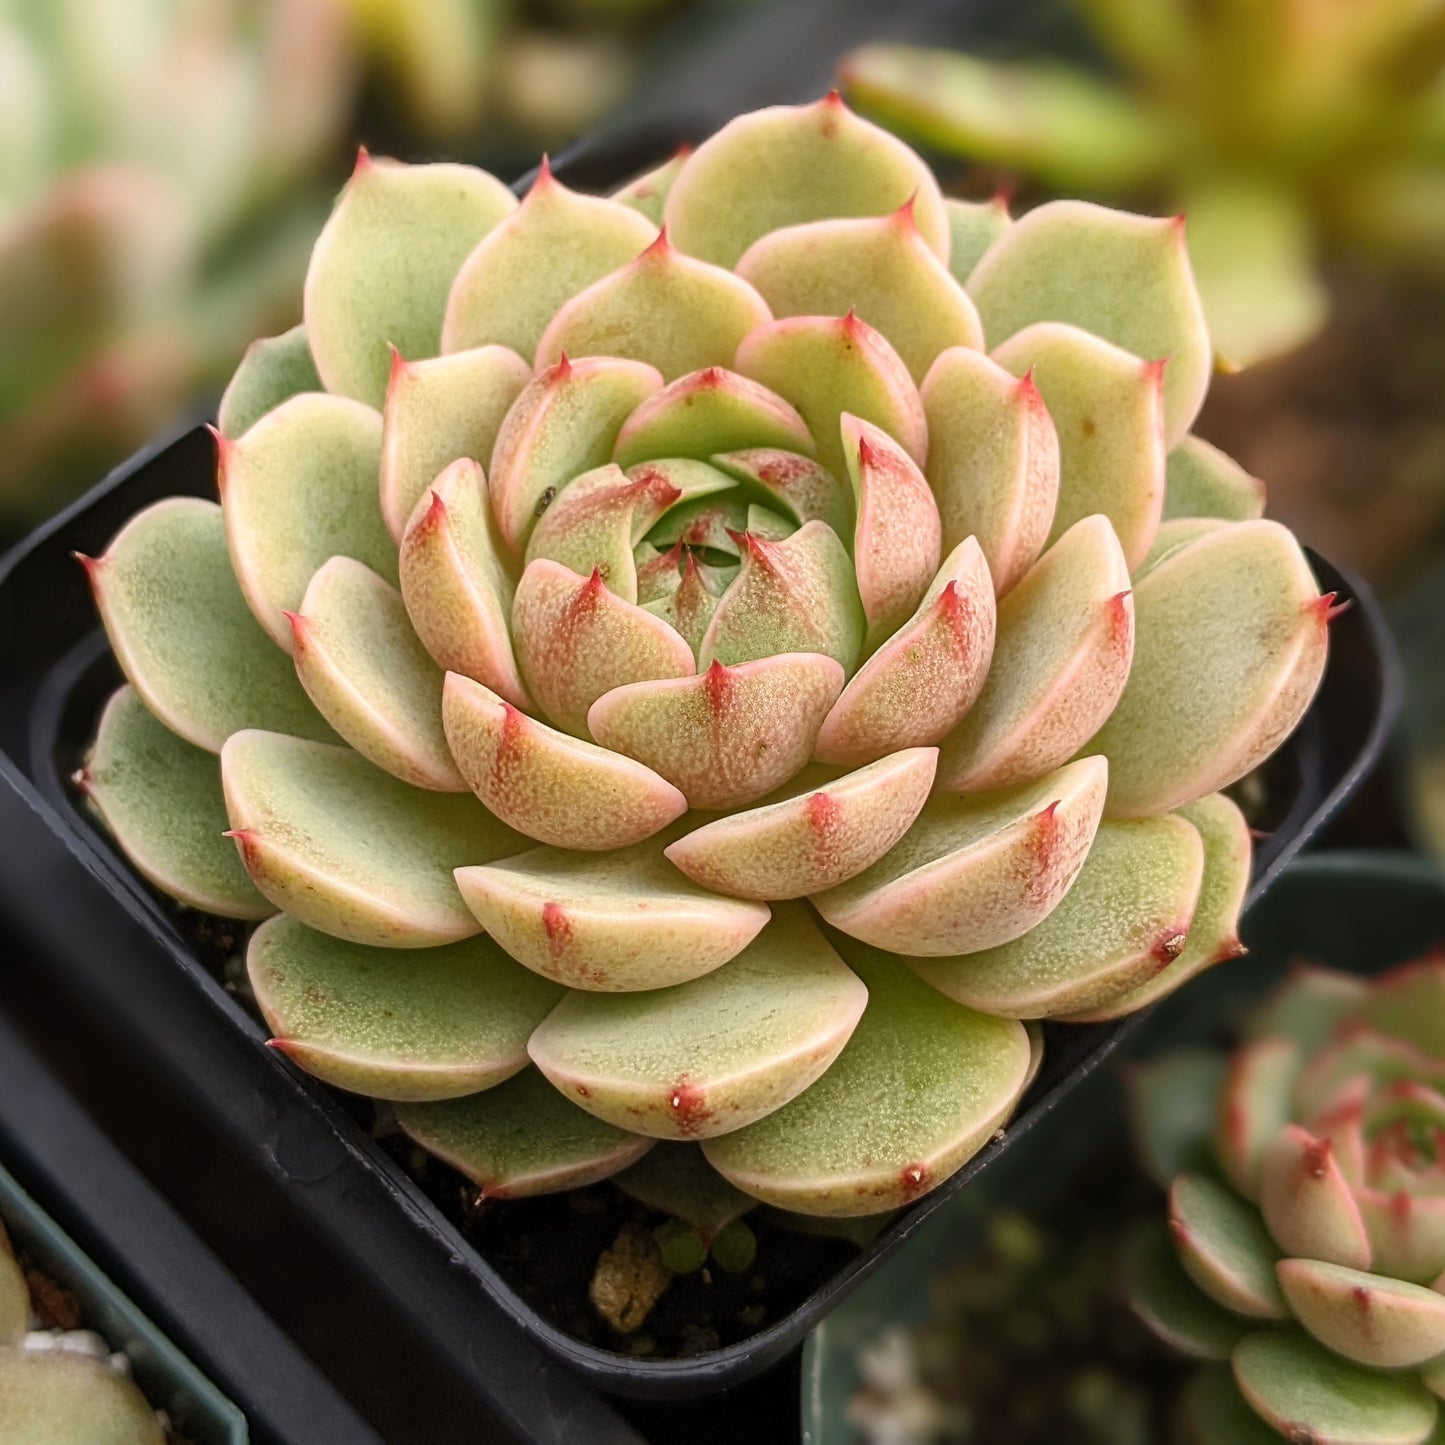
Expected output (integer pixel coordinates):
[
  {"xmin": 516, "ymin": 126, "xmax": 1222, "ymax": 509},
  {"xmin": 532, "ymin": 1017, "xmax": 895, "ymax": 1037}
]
[
  {"xmin": 1127, "ymin": 959, "xmax": 1445, "ymax": 1443},
  {"xmin": 77, "ymin": 95, "xmax": 1328, "ymax": 1220}
]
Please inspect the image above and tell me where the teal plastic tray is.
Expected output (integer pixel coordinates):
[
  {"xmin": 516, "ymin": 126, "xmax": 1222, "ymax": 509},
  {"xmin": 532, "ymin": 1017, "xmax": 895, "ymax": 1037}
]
[{"xmin": 0, "ymin": 1161, "xmax": 247, "ymax": 1445}]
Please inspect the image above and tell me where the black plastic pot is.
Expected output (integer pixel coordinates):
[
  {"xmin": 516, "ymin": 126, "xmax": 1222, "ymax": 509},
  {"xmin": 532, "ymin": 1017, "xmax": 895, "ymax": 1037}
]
[
  {"xmin": 0, "ymin": 1002, "xmax": 379, "ymax": 1445},
  {"xmin": 0, "ymin": 416, "xmax": 1400, "ymax": 1403}
]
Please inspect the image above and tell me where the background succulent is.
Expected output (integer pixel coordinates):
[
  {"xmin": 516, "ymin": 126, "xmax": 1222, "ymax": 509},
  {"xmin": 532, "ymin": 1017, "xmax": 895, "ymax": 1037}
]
[
  {"xmin": 0, "ymin": 0, "xmax": 357, "ymax": 523},
  {"xmin": 78, "ymin": 95, "xmax": 1328, "ymax": 1221},
  {"xmin": 838, "ymin": 0, "xmax": 1445, "ymax": 370},
  {"xmin": 1128, "ymin": 959, "xmax": 1445, "ymax": 1443}
]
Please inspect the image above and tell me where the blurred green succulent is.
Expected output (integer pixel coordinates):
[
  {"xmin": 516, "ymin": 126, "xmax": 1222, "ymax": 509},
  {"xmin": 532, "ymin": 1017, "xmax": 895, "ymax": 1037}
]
[
  {"xmin": 0, "ymin": 0, "xmax": 355, "ymax": 521},
  {"xmin": 840, "ymin": 0, "xmax": 1445, "ymax": 371}
]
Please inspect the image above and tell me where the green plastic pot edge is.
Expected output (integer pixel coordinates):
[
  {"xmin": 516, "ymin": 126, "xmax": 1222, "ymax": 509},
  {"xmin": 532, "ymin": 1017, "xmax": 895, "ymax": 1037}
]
[
  {"xmin": 0, "ymin": 1160, "xmax": 248, "ymax": 1445},
  {"xmin": 800, "ymin": 850, "xmax": 1445, "ymax": 1443}
]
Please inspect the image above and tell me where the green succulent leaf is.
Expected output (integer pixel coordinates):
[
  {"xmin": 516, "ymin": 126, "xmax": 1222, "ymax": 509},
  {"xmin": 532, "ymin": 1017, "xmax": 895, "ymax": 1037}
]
[
  {"xmin": 528, "ymin": 902, "xmax": 868, "ymax": 1139},
  {"xmin": 1089, "ymin": 520, "xmax": 1328, "ymax": 817},
  {"xmin": 219, "ymin": 392, "xmax": 393, "ymax": 649},
  {"xmin": 921, "ymin": 347, "xmax": 1059, "ymax": 597},
  {"xmin": 711, "ymin": 449, "xmax": 852, "ymax": 538},
  {"xmin": 905, "ymin": 812, "xmax": 1204, "ymax": 1019},
  {"xmin": 442, "ymin": 161, "xmax": 658, "ymax": 362},
  {"xmin": 1216, "ymin": 1035, "xmax": 1305, "ymax": 1202},
  {"xmin": 378, "ymin": 343, "xmax": 530, "ymax": 542},
  {"xmin": 217, "ymin": 322, "xmax": 321, "ymax": 439},
  {"xmin": 943, "ymin": 196, "xmax": 1012, "ymax": 286},
  {"xmin": 454, "ymin": 836, "xmax": 769, "ymax": 991},
  {"xmin": 1122, "ymin": 1218, "xmax": 1250, "ymax": 1360},
  {"xmin": 1244, "ymin": 966, "xmax": 1370, "ymax": 1055},
  {"xmin": 395, "ymin": 1068, "xmax": 652, "ymax": 1200},
  {"xmin": 936, "ymin": 515, "xmax": 1132, "ymax": 792},
  {"xmin": 220, "ymin": 731, "xmax": 523, "ymax": 947},
  {"xmin": 1259, "ymin": 1123, "xmax": 1373, "ymax": 1271},
  {"xmin": 614, "ymin": 1143, "xmax": 756, "ymax": 1243},
  {"xmin": 1279, "ymin": 1258, "xmax": 1445, "ymax": 1370},
  {"xmin": 664, "ymin": 94, "xmax": 950, "ymax": 270},
  {"xmin": 1169, "ymin": 1173, "xmax": 1288, "ymax": 1320},
  {"xmin": 249, "ymin": 915, "xmax": 562, "ymax": 1101},
  {"xmin": 970, "ymin": 199, "xmax": 1210, "ymax": 444},
  {"xmin": 1126, "ymin": 1047, "xmax": 1229, "ymax": 1190},
  {"xmin": 1164, "ymin": 434, "xmax": 1266, "ymax": 524},
  {"xmin": 703, "ymin": 945, "xmax": 1030, "ymax": 1215},
  {"xmin": 735, "ymin": 204, "xmax": 982, "ymax": 383},
  {"xmin": 291, "ymin": 557, "xmax": 463, "ymax": 792},
  {"xmin": 612, "ymin": 150, "xmax": 689, "ymax": 225},
  {"xmin": 1232, "ymin": 1329, "xmax": 1440, "ymax": 1445},
  {"xmin": 1177, "ymin": 1363, "xmax": 1290, "ymax": 1445},
  {"xmin": 0, "ymin": 1351, "xmax": 165, "ymax": 1445},
  {"xmin": 991, "ymin": 322, "xmax": 1165, "ymax": 569},
  {"xmin": 304, "ymin": 153, "xmax": 517, "ymax": 407},
  {"xmin": 80, "ymin": 685, "xmax": 273, "ymax": 920},
  {"xmin": 88, "ymin": 497, "xmax": 333, "ymax": 752},
  {"xmin": 813, "ymin": 755, "xmax": 1107, "ymax": 958},
  {"xmin": 664, "ymin": 748, "xmax": 938, "ymax": 901}
]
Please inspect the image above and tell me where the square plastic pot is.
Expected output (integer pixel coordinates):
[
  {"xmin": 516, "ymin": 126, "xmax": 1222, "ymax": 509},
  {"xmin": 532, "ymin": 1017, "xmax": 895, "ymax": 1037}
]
[{"xmin": 0, "ymin": 411, "xmax": 1401, "ymax": 1403}]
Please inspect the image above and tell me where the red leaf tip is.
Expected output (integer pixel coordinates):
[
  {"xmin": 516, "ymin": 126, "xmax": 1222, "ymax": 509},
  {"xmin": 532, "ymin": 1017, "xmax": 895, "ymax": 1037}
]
[
  {"xmin": 352, "ymin": 144, "xmax": 373, "ymax": 178},
  {"xmin": 891, "ymin": 191, "xmax": 919, "ymax": 230},
  {"xmin": 72, "ymin": 550, "xmax": 103, "ymax": 585},
  {"xmin": 1311, "ymin": 592, "xmax": 1351, "ymax": 624},
  {"xmin": 1142, "ymin": 355, "xmax": 1170, "ymax": 386},
  {"xmin": 386, "ymin": 343, "xmax": 409, "ymax": 388},
  {"xmin": 641, "ymin": 225, "xmax": 672, "ymax": 260}
]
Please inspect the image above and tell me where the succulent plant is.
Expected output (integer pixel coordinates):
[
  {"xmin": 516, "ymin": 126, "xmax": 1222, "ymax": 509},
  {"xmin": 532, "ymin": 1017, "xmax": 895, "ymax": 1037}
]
[
  {"xmin": 0, "ymin": 1220, "xmax": 163, "ymax": 1444},
  {"xmin": 839, "ymin": 0, "xmax": 1445, "ymax": 369},
  {"xmin": 1127, "ymin": 958, "xmax": 1445, "ymax": 1443},
  {"xmin": 78, "ymin": 95, "xmax": 1330, "ymax": 1221},
  {"xmin": 0, "ymin": 0, "xmax": 354, "ymax": 520}
]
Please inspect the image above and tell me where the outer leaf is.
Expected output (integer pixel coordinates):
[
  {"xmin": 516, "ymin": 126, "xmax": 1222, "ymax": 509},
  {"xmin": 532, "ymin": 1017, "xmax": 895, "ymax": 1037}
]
[
  {"xmin": 703, "ymin": 946, "xmax": 1030, "ymax": 1216},
  {"xmin": 944, "ymin": 196, "xmax": 1011, "ymax": 285},
  {"xmin": 249, "ymin": 915, "xmax": 562, "ymax": 1102},
  {"xmin": 395, "ymin": 1069, "xmax": 651, "ymax": 1200},
  {"xmin": 217, "ymin": 323, "xmax": 321, "ymax": 438},
  {"xmin": 218, "ymin": 393, "xmax": 392, "ymax": 650},
  {"xmin": 1064, "ymin": 791, "xmax": 1250, "ymax": 1020},
  {"xmin": 511, "ymin": 559, "xmax": 695, "ymax": 737},
  {"xmin": 1169, "ymin": 1174, "xmax": 1288, "ymax": 1320},
  {"xmin": 612, "ymin": 149, "xmax": 690, "ymax": 224},
  {"xmin": 906, "ymin": 813, "xmax": 1204, "ymax": 1018},
  {"xmin": 220, "ymin": 731, "xmax": 523, "ymax": 947},
  {"xmin": 378, "ymin": 344, "xmax": 530, "ymax": 542},
  {"xmin": 814, "ymin": 537, "xmax": 996, "ymax": 766},
  {"xmin": 488, "ymin": 354, "xmax": 663, "ymax": 554},
  {"xmin": 614, "ymin": 1145, "xmax": 756, "ymax": 1243},
  {"xmin": 1164, "ymin": 434, "xmax": 1266, "ymax": 523},
  {"xmin": 1259, "ymin": 1124, "xmax": 1372, "ymax": 1271},
  {"xmin": 1089, "ymin": 520, "xmax": 1328, "ymax": 817},
  {"xmin": 969, "ymin": 199, "xmax": 1209, "ymax": 444},
  {"xmin": 587, "ymin": 654, "xmax": 845, "ymax": 810},
  {"xmin": 936, "ymin": 515, "xmax": 1132, "ymax": 792},
  {"xmin": 735, "ymin": 313, "xmax": 926, "ymax": 482},
  {"xmin": 663, "ymin": 93, "xmax": 949, "ymax": 269},
  {"xmin": 613, "ymin": 367, "xmax": 813, "ymax": 470},
  {"xmin": 304, "ymin": 153, "xmax": 517, "ymax": 407},
  {"xmin": 534, "ymin": 231, "xmax": 772, "ymax": 381},
  {"xmin": 1278, "ymin": 1259, "xmax": 1445, "ymax": 1369},
  {"xmin": 1244, "ymin": 967, "xmax": 1369, "ymax": 1055},
  {"xmin": 734, "ymin": 202, "xmax": 982, "ymax": 382},
  {"xmin": 838, "ymin": 47, "xmax": 1170, "ymax": 193},
  {"xmin": 455, "ymin": 837, "xmax": 768, "ymax": 991},
  {"xmin": 528, "ymin": 903, "xmax": 868, "ymax": 1139},
  {"xmin": 697, "ymin": 522, "xmax": 865, "ymax": 674},
  {"xmin": 1232, "ymin": 1330, "xmax": 1440, "ymax": 1445},
  {"xmin": 991, "ymin": 322, "xmax": 1165, "ymax": 568},
  {"xmin": 1122, "ymin": 1219, "xmax": 1250, "ymax": 1361},
  {"xmin": 1216, "ymin": 1036, "xmax": 1304, "ymax": 1202},
  {"xmin": 814, "ymin": 756, "xmax": 1107, "ymax": 957},
  {"xmin": 398, "ymin": 458, "xmax": 530, "ymax": 709},
  {"xmin": 841, "ymin": 414, "xmax": 942, "ymax": 650},
  {"xmin": 921, "ymin": 347, "xmax": 1059, "ymax": 596},
  {"xmin": 442, "ymin": 673, "xmax": 686, "ymax": 850},
  {"xmin": 290, "ymin": 557, "xmax": 463, "ymax": 792},
  {"xmin": 1177, "ymin": 1364, "xmax": 1297, "ymax": 1445},
  {"xmin": 663, "ymin": 748, "xmax": 937, "ymax": 900},
  {"xmin": 1127, "ymin": 1048, "xmax": 1230, "ymax": 1189},
  {"xmin": 79, "ymin": 686, "xmax": 272, "ymax": 920},
  {"xmin": 87, "ymin": 497, "xmax": 331, "ymax": 751},
  {"xmin": 0, "ymin": 1352, "xmax": 165, "ymax": 1445},
  {"xmin": 1134, "ymin": 517, "xmax": 1226, "ymax": 579},
  {"xmin": 441, "ymin": 160, "xmax": 658, "ymax": 360}
]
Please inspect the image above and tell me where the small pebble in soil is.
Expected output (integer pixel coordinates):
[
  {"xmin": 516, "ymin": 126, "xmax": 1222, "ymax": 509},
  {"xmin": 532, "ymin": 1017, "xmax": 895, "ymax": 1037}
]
[{"xmin": 589, "ymin": 1222, "xmax": 672, "ymax": 1335}]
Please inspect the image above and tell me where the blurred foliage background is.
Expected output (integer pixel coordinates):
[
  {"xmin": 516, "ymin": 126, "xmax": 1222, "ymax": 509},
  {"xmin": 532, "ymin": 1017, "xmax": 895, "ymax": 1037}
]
[{"xmin": 2, "ymin": 0, "xmax": 1444, "ymax": 861}]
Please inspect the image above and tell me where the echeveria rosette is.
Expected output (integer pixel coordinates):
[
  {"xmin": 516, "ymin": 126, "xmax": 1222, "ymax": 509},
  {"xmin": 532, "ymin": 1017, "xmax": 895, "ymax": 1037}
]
[
  {"xmin": 1127, "ymin": 960, "xmax": 1445, "ymax": 1444},
  {"xmin": 76, "ymin": 94, "xmax": 1328, "ymax": 1221}
]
